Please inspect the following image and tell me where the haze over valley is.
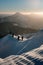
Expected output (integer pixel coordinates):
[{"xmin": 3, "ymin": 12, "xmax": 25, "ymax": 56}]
[{"xmin": 0, "ymin": 12, "xmax": 43, "ymax": 29}]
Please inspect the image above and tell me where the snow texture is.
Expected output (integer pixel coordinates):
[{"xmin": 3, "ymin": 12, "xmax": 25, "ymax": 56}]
[{"xmin": 0, "ymin": 30, "xmax": 43, "ymax": 65}]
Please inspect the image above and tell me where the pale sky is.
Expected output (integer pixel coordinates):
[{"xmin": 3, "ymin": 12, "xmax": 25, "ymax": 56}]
[{"xmin": 0, "ymin": 0, "xmax": 43, "ymax": 14}]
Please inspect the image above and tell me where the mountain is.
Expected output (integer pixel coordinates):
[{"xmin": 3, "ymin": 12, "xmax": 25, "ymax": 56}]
[
  {"xmin": 0, "ymin": 12, "xmax": 38, "ymax": 38},
  {"xmin": 0, "ymin": 12, "xmax": 30, "ymax": 28},
  {"xmin": 0, "ymin": 13, "xmax": 14, "ymax": 18},
  {"xmin": 0, "ymin": 30, "xmax": 43, "ymax": 58},
  {"xmin": 0, "ymin": 22, "xmax": 37, "ymax": 38},
  {"xmin": 0, "ymin": 12, "xmax": 43, "ymax": 29},
  {"xmin": 0, "ymin": 45, "xmax": 43, "ymax": 65}
]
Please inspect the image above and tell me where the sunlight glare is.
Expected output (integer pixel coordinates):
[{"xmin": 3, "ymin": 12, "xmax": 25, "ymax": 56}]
[{"xmin": 20, "ymin": 12, "xmax": 43, "ymax": 15}]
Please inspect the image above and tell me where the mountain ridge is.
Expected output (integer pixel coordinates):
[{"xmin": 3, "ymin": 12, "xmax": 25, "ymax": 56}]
[
  {"xmin": 0, "ymin": 22, "xmax": 37, "ymax": 38},
  {"xmin": 0, "ymin": 12, "xmax": 43, "ymax": 29},
  {"xmin": 0, "ymin": 30, "xmax": 43, "ymax": 58}
]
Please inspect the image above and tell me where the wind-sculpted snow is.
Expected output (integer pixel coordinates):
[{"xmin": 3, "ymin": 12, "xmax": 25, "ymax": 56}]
[
  {"xmin": 26, "ymin": 45, "xmax": 43, "ymax": 61},
  {"xmin": 0, "ymin": 45, "xmax": 43, "ymax": 65},
  {"xmin": 0, "ymin": 30, "xmax": 43, "ymax": 58}
]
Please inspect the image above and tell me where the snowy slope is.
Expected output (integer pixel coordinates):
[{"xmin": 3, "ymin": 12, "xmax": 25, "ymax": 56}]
[
  {"xmin": 0, "ymin": 45, "xmax": 43, "ymax": 65},
  {"xmin": 0, "ymin": 30, "xmax": 43, "ymax": 58}
]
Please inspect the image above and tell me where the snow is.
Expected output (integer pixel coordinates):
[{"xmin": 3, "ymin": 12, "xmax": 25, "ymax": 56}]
[
  {"xmin": 0, "ymin": 30, "xmax": 43, "ymax": 65},
  {"xmin": 26, "ymin": 45, "xmax": 43, "ymax": 61},
  {"xmin": 0, "ymin": 58, "xmax": 4, "ymax": 63},
  {"xmin": 14, "ymin": 35, "xmax": 27, "ymax": 41},
  {"xmin": 0, "ymin": 45, "xmax": 43, "ymax": 65},
  {"xmin": 0, "ymin": 30, "xmax": 43, "ymax": 57}
]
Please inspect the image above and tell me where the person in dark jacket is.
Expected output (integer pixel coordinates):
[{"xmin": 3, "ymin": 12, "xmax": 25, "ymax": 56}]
[
  {"xmin": 22, "ymin": 36, "xmax": 23, "ymax": 41},
  {"xmin": 18, "ymin": 36, "xmax": 20, "ymax": 40}
]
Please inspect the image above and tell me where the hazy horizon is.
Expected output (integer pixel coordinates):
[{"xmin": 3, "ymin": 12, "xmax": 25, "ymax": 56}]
[
  {"xmin": 0, "ymin": 0, "xmax": 43, "ymax": 29},
  {"xmin": 1, "ymin": 12, "xmax": 43, "ymax": 15}
]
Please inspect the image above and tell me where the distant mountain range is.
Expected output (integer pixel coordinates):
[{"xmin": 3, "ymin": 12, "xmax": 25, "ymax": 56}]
[
  {"xmin": 0, "ymin": 13, "xmax": 37, "ymax": 38},
  {"xmin": 0, "ymin": 12, "xmax": 43, "ymax": 29}
]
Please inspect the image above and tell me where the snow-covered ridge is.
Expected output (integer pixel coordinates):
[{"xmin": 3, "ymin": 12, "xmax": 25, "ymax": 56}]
[
  {"xmin": 0, "ymin": 45, "xmax": 43, "ymax": 65},
  {"xmin": 0, "ymin": 30, "xmax": 43, "ymax": 65},
  {"xmin": 0, "ymin": 30, "xmax": 43, "ymax": 58}
]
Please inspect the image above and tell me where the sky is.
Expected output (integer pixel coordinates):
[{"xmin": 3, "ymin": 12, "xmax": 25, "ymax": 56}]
[{"xmin": 0, "ymin": 0, "xmax": 43, "ymax": 14}]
